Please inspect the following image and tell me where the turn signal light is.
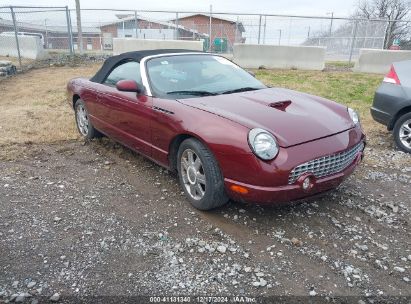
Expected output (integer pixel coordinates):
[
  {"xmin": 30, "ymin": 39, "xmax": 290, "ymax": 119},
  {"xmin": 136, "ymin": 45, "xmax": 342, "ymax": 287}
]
[
  {"xmin": 383, "ymin": 65, "xmax": 401, "ymax": 85},
  {"xmin": 230, "ymin": 185, "xmax": 249, "ymax": 195}
]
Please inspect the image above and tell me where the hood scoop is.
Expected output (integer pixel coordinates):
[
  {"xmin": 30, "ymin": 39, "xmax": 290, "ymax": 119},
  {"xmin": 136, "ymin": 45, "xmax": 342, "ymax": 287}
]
[{"xmin": 268, "ymin": 100, "xmax": 292, "ymax": 112}]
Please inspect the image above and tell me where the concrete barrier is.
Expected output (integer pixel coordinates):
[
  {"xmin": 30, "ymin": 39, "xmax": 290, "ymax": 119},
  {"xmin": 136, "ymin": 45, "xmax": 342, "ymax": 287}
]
[
  {"xmin": 0, "ymin": 36, "xmax": 48, "ymax": 60},
  {"xmin": 354, "ymin": 48, "xmax": 411, "ymax": 74},
  {"xmin": 233, "ymin": 44, "xmax": 325, "ymax": 70},
  {"xmin": 113, "ymin": 38, "xmax": 203, "ymax": 55}
]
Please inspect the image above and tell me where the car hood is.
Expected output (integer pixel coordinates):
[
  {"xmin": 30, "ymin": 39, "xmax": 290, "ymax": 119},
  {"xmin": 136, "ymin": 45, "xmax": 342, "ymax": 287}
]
[{"xmin": 178, "ymin": 88, "xmax": 354, "ymax": 147}]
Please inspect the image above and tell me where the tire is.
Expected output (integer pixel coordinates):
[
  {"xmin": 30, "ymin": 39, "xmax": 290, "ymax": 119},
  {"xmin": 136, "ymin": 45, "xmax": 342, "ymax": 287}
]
[
  {"xmin": 177, "ymin": 138, "xmax": 229, "ymax": 210},
  {"xmin": 74, "ymin": 99, "xmax": 102, "ymax": 140},
  {"xmin": 393, "ymin": 112, "xmax": 411, "ymax": 154}
]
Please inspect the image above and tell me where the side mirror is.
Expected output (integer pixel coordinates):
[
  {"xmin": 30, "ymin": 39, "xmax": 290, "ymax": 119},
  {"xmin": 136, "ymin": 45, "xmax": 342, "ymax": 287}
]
[{"xmin": 116, "ymin": 79, "xmax": 142, "ymax": 93}]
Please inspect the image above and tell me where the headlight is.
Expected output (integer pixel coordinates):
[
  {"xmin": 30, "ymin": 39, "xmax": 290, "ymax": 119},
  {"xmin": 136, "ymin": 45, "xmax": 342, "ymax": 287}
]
[
  {"xmin": 248, "ymin": 128, "xmax": 279, "ymax": 160},
  {"xmin": 348, "ymin": 107, "xmax": 360, "ymax": 125}
]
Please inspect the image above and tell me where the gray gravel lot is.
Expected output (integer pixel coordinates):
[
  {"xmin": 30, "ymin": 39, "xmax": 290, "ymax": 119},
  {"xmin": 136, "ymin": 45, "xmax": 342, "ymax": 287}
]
[{"xmin": 0, "ymin": 134, "xmax": 410, "ymax": 303}]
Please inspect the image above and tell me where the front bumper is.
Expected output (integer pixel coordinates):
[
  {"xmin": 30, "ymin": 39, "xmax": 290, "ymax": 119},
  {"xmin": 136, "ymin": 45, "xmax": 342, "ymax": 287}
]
[
  {"xmin": 224, "ymin": 138, "xmax": 365, "ymax": 204},
  {"xmin": 225, "ymin": 152, "xmax": 362, "ymax": 204}
]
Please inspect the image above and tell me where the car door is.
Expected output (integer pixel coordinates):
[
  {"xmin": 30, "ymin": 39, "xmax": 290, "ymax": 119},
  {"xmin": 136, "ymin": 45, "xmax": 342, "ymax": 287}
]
[{"xmin": 96, "ymin": 61, "xmax": 154, "ymax": 156}]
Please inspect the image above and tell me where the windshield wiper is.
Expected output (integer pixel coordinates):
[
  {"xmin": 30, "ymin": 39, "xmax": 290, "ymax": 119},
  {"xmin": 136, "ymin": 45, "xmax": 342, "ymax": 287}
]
[
  {"xmin": 221, "ymin": 87, "xmax": 261, "ymax": 95},
  {"xmin": 166, "ymin": 90, "xmax": 218, "ymax": 96}
]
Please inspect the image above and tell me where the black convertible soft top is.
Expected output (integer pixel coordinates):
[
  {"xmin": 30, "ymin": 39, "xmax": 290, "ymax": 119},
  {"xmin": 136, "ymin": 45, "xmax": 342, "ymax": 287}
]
[{"xmin": 90, "ymin": 49, "xmax": 203, "ymax": 83}]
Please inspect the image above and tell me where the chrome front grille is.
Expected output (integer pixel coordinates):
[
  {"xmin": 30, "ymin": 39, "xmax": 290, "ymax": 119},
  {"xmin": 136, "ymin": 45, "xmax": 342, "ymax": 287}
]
[{"xmin": 288, "ymin": 142, "xmax": 364, "ymax": 184}]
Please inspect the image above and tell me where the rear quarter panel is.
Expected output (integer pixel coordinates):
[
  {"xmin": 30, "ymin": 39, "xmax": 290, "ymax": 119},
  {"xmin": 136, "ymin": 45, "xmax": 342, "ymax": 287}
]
[
  {"xmin": 395, "ymin": 60, "xmax": 411, "ymax": 90},
  {"xmin": 372, "ymin": 61, "xmax": 411, "ymax": 129},
  {"xmin": 67, "ymin": 78, "xmax": 102, "ymax": 121},
  {"xmin": 394, "ymin": 60, "xmax": 411, "ymax": 105}
]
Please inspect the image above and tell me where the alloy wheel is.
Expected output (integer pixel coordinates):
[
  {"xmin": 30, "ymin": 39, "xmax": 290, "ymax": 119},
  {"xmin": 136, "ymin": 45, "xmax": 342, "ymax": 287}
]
[
  {"xmin": 399, "ymin": 119, "xmax": 411, "ymax": 149},
  {"xmin": 76, "ymin": 104, "xmax": 89, "ymax": 136},
  {"xmin": 180, "ymin": 149, "xmax": 206, "ymax": 200}
]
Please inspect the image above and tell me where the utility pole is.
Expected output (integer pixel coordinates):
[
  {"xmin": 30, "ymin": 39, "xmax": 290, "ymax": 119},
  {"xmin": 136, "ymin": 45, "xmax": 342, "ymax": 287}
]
[
  {"xmin": 10, "ymin": 6, "xmax": 22, "ymax": 69},
  {"xmin": 134, "ymin": 11, "xmax": 138, "ymax": 38},
  {"xmin": 327, "ymin": 12, "xmax": 334, "ymax": 36},
  {"xmin": 234, "ymin": 16, "xmax": 239, "ymax": 43},
  {"xmin": 75, "ymin": 0, "xmax": 83, "ymax": 54},
  {"xmin": 287, "ymin": 19, "xmax": 292, "ymax": 45},
  {"xmin": 175, "ymin": 12, "xmax": 179, "ymax": 40},
  {"xmin": 44, "ymin": 19, "xmax": 48, "ymax": 48},
  {"xmin": 278, "ymin": 29, "xmax": 282, "ymax": 45},
  {"xmin": 348, "ymin": 20, "xmax": 359, "ymax": 64},
  {"xmin": 66, "ymin": 6, "xmax": 74, "ymax": 55},
  {"xmin": 383, "ymin": 17, "xmax": 393, "ymax": 49},
  {"xmin": 263, "ymin": 15, "xmax": 267, "ymax": 44},
  {"xmin": 209, "ymin": 5, "xmax": 212, "ymax": 52},
  {"xmin": 307, "ymin": 26, "xmax": 311, "ymax": 38}
]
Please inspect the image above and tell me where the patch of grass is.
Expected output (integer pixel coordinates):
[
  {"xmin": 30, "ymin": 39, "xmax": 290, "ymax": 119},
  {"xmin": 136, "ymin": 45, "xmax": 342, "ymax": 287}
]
[
  {"xmin": 0, "ymin": 64, "xmax": 100, "ymax": 146},
  {"xmin": 326, "ymin": 61, "xmax": 355, "ymax": 68}
]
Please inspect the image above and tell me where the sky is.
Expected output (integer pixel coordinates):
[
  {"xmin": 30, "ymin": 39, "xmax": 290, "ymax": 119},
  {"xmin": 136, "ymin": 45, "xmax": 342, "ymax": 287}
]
[{"xmin": 2, "ymin": 0, "xmax": 361, "ymax": 17}]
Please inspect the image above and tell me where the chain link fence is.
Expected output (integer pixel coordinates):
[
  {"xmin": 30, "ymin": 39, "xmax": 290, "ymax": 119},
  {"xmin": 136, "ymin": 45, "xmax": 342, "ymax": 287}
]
[
  {"xmin": 0, "ymin": 6, "xmax": 410, "ymax": 71},
  {"xmin": 0, "ymin": 6, "xmax": 74, "ymax": 69}
]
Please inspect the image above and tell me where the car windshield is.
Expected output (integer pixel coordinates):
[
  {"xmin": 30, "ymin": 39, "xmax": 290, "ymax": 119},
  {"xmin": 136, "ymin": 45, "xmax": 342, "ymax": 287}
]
[{"xmin": 146, "ymin": 54, "xmax": 266, "ymax": 99}]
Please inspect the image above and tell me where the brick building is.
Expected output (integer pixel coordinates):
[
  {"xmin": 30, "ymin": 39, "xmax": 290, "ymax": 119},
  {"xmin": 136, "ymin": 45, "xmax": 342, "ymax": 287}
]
[
  {"xmin": 170, "ymin": 14, "xmax": 245, "ymax": 52},
  {"xmin": 99, "ymin": 15, "xmax": 206, "ymax": 50}
]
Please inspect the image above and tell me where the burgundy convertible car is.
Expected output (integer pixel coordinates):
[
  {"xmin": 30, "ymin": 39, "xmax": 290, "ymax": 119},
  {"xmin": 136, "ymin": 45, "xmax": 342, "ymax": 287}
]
[{"xmin": 67, "ymin": 49, "xmax": 365, "ymax": 210}]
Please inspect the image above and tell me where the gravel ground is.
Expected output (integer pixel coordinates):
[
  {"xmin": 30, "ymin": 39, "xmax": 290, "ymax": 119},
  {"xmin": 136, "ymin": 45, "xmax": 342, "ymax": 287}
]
[{"xmin": 0, "ymin": 130, "xmax": 410, "ymax": 303}]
